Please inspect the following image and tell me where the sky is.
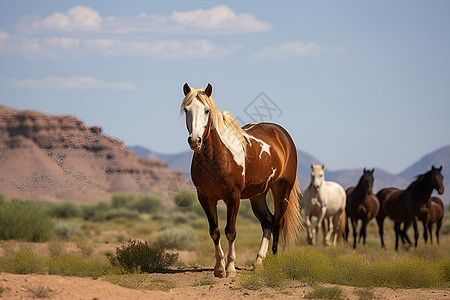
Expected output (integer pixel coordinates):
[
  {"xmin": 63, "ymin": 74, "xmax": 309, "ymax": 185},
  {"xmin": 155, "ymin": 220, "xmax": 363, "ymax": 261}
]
[{"xmin": 0, "ymin": 0, "xmax": 449, "ymax": 174}]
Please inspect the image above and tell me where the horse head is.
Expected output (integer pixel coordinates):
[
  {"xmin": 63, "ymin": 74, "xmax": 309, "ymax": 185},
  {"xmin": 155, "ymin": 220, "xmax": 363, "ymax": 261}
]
[
  {"xmin": 181, "ymin": 83, "xmax": 213, "ymax": 152},
  {"xmin": 361, "ymin": 168, "xmax": 375, "ymax": 195},
  {"xmin": 431, "ymin": 165, "xmax": 444, "ymax": 195},
  {"xmin": 310, "ymin": 164, "xmax": 325, "ymax": 192}
]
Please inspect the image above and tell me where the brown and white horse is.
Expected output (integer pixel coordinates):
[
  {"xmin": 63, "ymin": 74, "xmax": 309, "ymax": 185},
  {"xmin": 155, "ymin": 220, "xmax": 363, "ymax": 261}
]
[{"xmin": 180, "ymin": 83, "xmax": 302, "ymax": 277}]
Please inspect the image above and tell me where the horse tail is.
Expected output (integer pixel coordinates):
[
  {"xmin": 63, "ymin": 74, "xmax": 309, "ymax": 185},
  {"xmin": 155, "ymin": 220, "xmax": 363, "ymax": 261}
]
[{"xmin": 279, "ymin": 176, "xmax": 303, "ymax": 249}]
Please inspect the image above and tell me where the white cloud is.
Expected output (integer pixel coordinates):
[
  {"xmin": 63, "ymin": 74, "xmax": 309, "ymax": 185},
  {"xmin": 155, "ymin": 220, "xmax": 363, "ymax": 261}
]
[
  {"xmin": 7, "ymin": 76, "xmax": 135, "ymax": 91},
  {"xmin": 40, "ymin": 6, "xmax": 102, "ymax": 32},
  {"xmin": 252, "ymin": 41, "xmax": 345, "ymax": 59},
  {"xmin": 170, "ymin": 5, "xmax": 271, "ymax": 33}
]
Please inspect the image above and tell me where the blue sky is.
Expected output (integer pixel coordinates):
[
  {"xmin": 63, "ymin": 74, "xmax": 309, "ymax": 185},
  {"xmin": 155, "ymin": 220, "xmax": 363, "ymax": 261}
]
[{"xmin": 0, "ymin": 0, "xmax": 449, "ymax": 174}]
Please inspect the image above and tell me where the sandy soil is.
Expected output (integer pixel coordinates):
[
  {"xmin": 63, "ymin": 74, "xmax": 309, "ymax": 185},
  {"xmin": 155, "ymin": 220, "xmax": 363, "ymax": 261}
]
[{"xmin": 1, "ymin": 268, "xmax": 448, "ymax": 300}]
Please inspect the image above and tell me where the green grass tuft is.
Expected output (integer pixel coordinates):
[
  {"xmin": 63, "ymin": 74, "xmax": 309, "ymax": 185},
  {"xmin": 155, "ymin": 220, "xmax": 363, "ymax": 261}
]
[{"xmin": 305, "ymin": 285, "xmax": 344, "ymax": 299}]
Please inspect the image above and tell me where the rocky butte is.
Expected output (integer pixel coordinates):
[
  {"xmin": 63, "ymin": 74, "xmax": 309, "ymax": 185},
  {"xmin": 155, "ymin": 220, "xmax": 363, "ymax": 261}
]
[{"xmin": 0, "ymin": 106, "xmax": 185, "ymax": 203}]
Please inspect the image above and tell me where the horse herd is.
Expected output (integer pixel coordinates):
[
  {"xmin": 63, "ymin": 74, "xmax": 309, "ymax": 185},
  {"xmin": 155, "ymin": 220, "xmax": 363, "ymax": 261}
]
[
  {"xmin": 180, "ymin": 83, "xmax": 445, "ymax": 277},
  {"xmin": 303, "ymin": 164, "xmax": 445, "ymax": 251}
]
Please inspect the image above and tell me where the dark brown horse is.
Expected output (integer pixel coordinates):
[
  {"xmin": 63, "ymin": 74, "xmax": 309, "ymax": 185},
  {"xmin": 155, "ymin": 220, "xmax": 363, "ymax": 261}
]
[
  {"xmin": 345, "ymin": 168, "xmax": 380, "ymax": 249},
  {"xmin": 419, "ymin": 197, "xmax": 445, "ymax": 244},
  {"xmin": 376, "ymin": 166, "xmax": 444, "ymax": 250},
  {"xmin": 181, "ymin": 83, "xmax": 302, "ymax": 277}
]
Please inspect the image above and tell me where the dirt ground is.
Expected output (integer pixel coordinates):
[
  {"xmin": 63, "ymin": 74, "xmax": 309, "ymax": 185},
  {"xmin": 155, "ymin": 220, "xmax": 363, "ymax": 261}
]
[{"xmin": 1, "ymin": 268, "xmax": 449, "ymax": 300}]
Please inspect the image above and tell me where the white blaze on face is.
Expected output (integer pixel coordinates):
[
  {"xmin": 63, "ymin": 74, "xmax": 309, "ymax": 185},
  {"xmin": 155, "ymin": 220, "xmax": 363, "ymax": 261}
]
[
  {"xmin": 311, "ymin": 165, "xmax": 325, "ymax": 191},
  {"xmin": 184, "ymin": 99, "xmax": 210, "ymax": 149}
]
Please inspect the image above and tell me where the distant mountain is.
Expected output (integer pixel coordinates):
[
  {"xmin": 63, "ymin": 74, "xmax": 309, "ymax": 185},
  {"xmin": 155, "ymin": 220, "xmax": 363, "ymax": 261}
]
[
  {"xmin": 129, "ymin": 144, "xmax": 450, "ymax": 204},
  {"xmin": 0, "ymin": 106, "xmax": 185, "ymax": 203}
]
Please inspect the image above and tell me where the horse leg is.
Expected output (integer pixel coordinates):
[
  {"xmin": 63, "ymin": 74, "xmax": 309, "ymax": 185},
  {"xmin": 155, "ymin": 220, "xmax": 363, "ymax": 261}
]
[
  {"xmin": 394, "ymin": 222, "xmax": 401, "ymax": 251},
  {"xmin": 351, "ymin": 217, "xmax": 358, "ymax": 249},
  {"xmin": 332, "ymin": 212, "xmax": 341, "ymax": 246},
  {"xmin": 412, "ymin": 220, "xmax": 419, "ymax": 247},
  {"xmin": 270, "ymin": 180, "xmax": 293, "ymax": 254},
  {"xmin": 428, "ymin": 223, "xmax": 433, "ymax": 244},
  {"xmin": 317, "ymin": 207, "xmax": 327, "ymax": 246},
  {"xmin": 198, "ymin": 193, "xmax": 225, "ymax": 278},
  {"xmin": 224, "ymin": 189, "xmax": 241, "ymax": 277},
  {"xmin": 376, "ymin": 214, "xmax": 386, "ymax": 248},
  {"xmin": 250, "ymin": 192, "xmax": 273, "ymax": 265},
  {"xmin": 436, "ymin": 219, "xmax": 442, "ymax": 244},
  {"xmin": 401, "ymin": 222, "xmax": 412, "ymax": 247},
  {"xmin": 324, "ymin": 217, "xmax": 333, "ymax": 247},
  {"xmin": 305, "ymin": 210, "xmax": 314, "ymax": 245},
  {"xmin": 361, "ymin": 219, "xmax": 368, "ymax": 245},
  {"xmin": 422, "ymin": 220, "xmax": 428, "ymax": 244}
]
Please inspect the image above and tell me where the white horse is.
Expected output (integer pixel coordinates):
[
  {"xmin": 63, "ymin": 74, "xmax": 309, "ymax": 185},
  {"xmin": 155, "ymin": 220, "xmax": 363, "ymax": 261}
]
[{"xmin": 302, "ymin": 164, "xmax": 346, "ymax": 246}]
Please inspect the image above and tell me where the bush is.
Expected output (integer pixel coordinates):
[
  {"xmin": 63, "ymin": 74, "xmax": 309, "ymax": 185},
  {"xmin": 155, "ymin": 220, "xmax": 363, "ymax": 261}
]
[
  {"xmin": 128, "ymin": 195, "xmax": 164, "ymax": 214},
  {"xmin": 105, "ymin": 239, "xmax": 178, "ymax": 273},
  {"xmin": 112, "ymin": 194, "xmax": 135, "ymax": 209},
  {"xmin": 0, "ymin": 199, "xmax": 54, "ymax": 241},
  {"xmin": 305, "ymin": 285, "xmax": 344, "ymax": 299},
  {"xmin": 0, "ymin": 248, "xmax": 47, "ymax": 274},
  {"xmin": 105, "ymin": 208, "xmax": 140, "ymax": 220},
  {"xmin": 48, "ymin": 256, "xmax": 108, "ymax": 279},
  {"xmin": 174, "ymin": 189, "xmax": 196, "ymax": 209},
  {"xmin": 249, "ymin": 246, "xmax": 447, "ymax": 289},
  {"xmin": 156, "ymin": 227, "xmax": 199, "ymax": 250},
  {"xmin": 54, "ymin": 221, "xmax": 83, "ymax": 240},
  {"xmin": 80, "ymin": 201, "xmax": 110, "ymax": 221},
  {"xmin": 47, "ymin": 201, "xmax": 81, "ymax": 218}
]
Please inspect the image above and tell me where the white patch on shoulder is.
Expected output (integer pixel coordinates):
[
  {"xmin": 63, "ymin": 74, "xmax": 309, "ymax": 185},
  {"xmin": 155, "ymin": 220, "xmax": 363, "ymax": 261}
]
[
  {"xmin": 217, "ymin": 127, "xmax": 246, "ymax": 176},
  {"xmin": 264, "ymin": 168, "xmax": 276, "ymax": 191}
]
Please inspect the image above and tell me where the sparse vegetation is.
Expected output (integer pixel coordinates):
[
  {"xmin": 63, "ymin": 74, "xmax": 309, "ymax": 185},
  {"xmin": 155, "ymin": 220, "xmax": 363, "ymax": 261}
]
[
  {"xmin": 305, "ymin": 285, "xmax": 344, "ymax": 299},
  {"xmin": 105, "ymin": 239, "xmax": 179, "ymax": 273},
  {"xmin": 157, "ymin": 226, "xmax": 199, "ymax": 250},
  {"xmin": 0, "ymin": 199, "xmax": 54, "ymax": 241},
  {"xmin": 103, "ymin": 274, "xmax": 176, "ymax": 291},
  {"xmin": 355, "ymin": 288, "xmax": 374, "ymax": 300}
]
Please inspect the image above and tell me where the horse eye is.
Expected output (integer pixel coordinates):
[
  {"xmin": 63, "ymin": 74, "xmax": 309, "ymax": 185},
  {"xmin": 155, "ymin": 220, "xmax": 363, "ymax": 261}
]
[
  {"xmin": 183, "ymin": 108, "xmax": 187, "ymax": 114},
  {"xmin": 205, "ymin": 108, "xmax": 210, "ymax": 114}
]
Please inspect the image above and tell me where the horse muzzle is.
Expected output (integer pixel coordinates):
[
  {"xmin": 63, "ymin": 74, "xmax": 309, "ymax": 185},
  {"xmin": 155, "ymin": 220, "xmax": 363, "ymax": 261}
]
[
  {"xmin": 188, "ymin": 136, "xmax": 202, "ymax": 152},
  {"xmin": 438, "ymin": 187, "xmax": 444, "ymax": 195}
]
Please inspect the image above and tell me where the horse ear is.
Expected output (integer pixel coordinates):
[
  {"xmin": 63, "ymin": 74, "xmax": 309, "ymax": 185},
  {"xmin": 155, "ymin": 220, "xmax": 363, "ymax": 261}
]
[
  {"xmin": 183, "ymin": 83, "xmax": 191, "ymax": 96},
  {"xmin": 371, "ymin": 168, "xmax": 375, "ymax": 174},
  {"xmin": 321, "ymin": 164, "xmax": 325, "ymax": 170},
  {"xmin": 205, "ymin": 83, "xmax": 212, "ymax": 97},
  {"xmin": 432, "ymin": 165, "xmax": 436, "ymax": 170},
  {"xmin": 439, "ymin": 166, "xmax": 442, "ymax": 171},
  {"xmin": 364, "ymin": 168, "xmax": 367, "ymax": 173},
  {"xmin": 310, "ymin": 164, "xmax": 314, "ymax": 170}
]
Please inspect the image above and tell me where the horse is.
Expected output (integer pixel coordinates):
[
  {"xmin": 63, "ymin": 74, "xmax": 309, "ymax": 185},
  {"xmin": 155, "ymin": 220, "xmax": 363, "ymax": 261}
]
[
  {"xmin": 180, "ymin": 83, "xmax": 302, "ymax": 277},
  {"xmin": 376, "ymin": 165, "xmax": 444, "ymax": 250},
  {"xmin": 417, "ymin": 196, "xmax": 444, "ymax": 244},
  {"xmin": 302, "ymin": 164, "xmax": 346, "ymax": 246},
  {"xmin": 427, "ymin": 197, "xmax": 444, "ymax": 244},
  {"xmin": 345, "ymin": 168, "xmax": 380, "ymax": 249}
]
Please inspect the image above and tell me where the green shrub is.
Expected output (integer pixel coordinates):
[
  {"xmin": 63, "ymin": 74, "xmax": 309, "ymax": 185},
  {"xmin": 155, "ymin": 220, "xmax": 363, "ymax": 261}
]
[
  {"xmin": 171, "ymin": 211, "xmax": 199, "ymax": 224},
  {"xmin": 47, "ymin": 239, "xmax": 67, "ymax": 257},
  {"xmin": 305, "ymin": 285, "xmax": 344, "ymax": 299},
  {"xmin": 355, "ymin": 288, "xmax": 374, "ymax": 300},
  {"xmin": 156, "ymin": 227, "xmax": 199, "ymax": 250},
  {"xmin": 80, "ymin": 201, "xmax": 110, "ymax": 221},
  {"xmin": 174, "ymin": 189, "xmax": 196, "ymax": 209},
  {"xmin": 48, "ymin": 256, "xmax": 108, "ymax": 279},
  {"xmin": 128, "ymin": 195, "xmax": 164, "ymax": 214},
  {"xmin": 1, "ymin": 248, "xmax": 48, "ymax": 274},
  {"xmin": 105, "ymin": 208, "xmax": 140, "ymax": 220},
  {"xmin": 112, "ymin": 194, "xmax": 135, "ymax": 208},
  {"xmin": 105, "ymin": 239, "xmax": 179, "ymax": 273},
  {"xmin": 54, "ymin": 221, "xmax": 83, "ymax": 240},
  {"xmin": 47, "ymin": 201, "xmax": 81, "ymax": 218},
  {"xmin": 252, "ymin": 246, "xmax": 447, "ymax": 289},
  {"xmin": 0, "ymin": 199, "xmax": 54, "ymax": 241}
]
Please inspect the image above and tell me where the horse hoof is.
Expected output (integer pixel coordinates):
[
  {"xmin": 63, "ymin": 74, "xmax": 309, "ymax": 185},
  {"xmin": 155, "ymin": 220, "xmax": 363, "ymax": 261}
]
[
  {"xmin": 214, "ymin": 269, "xmax": 226, "ymax": 278},
  {"xmin": 226, "ymin": 270, "xmax": 237, "ymax": 278}
]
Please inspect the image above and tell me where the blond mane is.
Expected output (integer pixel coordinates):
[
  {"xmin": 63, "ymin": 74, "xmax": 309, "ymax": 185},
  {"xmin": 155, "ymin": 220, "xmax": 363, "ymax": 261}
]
[{"xmin": 180, "ymin": 86, "xmax": 248, "ymax": 152}]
